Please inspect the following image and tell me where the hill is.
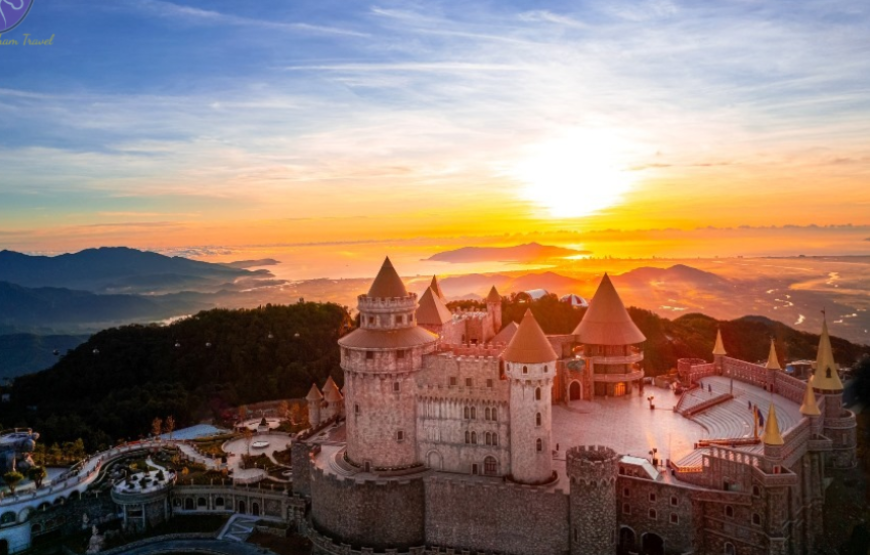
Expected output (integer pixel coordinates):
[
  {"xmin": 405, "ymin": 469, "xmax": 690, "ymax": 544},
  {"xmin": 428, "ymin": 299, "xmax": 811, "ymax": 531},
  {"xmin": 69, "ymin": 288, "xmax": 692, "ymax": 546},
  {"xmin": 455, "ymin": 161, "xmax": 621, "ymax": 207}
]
[
  {"xmin": 0, "ymin": 247, "xmax": 265, "ymax": 294},
  {"xmin": 425, "ymin": 242, "xmax": 588, "ymax": 264},
  {"xmin": 0, "ymin": 333, "xmax": 90, "ymax": 378},
  {"xmin": 2, "ymin": 303, "xmax": 350, "ymax": 450}
]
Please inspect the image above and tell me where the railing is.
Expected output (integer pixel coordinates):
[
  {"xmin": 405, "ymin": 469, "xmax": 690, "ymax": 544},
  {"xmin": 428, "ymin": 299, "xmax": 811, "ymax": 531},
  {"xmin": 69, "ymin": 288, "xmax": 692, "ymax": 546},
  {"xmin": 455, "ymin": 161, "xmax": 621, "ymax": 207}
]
[
  {"xmin": 592, "ymin": 370, "xmax": 644, "ymax": 383},
  {"xmin": 590, "ymin": 352, "xmax": 644, "ymax": 365}
]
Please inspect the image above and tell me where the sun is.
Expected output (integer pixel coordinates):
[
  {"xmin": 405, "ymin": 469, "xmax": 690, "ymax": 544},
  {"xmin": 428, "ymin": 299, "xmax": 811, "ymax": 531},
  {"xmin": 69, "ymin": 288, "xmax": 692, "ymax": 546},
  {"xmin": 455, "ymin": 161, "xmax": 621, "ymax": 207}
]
[{"xmin": 511, "ymin": 129, "xmax": 638, "ymax": 219}]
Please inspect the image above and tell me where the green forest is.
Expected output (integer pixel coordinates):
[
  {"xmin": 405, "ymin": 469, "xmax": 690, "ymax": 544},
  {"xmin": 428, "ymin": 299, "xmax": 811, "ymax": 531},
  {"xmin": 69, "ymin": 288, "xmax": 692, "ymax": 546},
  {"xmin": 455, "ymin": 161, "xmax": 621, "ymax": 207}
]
[{"xmin": 3, "ymin": 296, "xmax": 867, "ymax": 453}]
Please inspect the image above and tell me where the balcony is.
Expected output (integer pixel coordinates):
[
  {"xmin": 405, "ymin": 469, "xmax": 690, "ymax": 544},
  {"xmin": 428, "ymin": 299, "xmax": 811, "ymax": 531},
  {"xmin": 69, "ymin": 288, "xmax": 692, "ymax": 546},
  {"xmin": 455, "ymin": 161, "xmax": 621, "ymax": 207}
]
[
  {"xmin": 592, "ymin": 370, "xmax": 644, "ymax": 383},
  {"xmin": 589, "ymin": 352, "xmax": 644, "ymax": 365}
]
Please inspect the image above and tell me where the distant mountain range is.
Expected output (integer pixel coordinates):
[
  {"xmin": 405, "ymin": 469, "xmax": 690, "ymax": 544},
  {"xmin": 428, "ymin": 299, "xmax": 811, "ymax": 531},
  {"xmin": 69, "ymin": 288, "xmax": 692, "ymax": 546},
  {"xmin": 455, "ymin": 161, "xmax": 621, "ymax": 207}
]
[
  {"xmin": 0, "ymin": 247, "xmax": 268, "ymax": 294},
  {"xmin": 425, "ymin": 242, "xmax": 589, "ymax": 264}
]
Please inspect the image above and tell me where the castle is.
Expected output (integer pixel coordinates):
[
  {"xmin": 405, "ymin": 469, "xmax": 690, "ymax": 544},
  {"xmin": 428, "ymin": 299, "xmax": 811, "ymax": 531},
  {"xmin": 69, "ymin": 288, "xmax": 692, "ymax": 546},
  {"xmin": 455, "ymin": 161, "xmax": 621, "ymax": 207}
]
[{"xmin": 292, "ymin": 257, "xmax": 857, "ymax": 555}]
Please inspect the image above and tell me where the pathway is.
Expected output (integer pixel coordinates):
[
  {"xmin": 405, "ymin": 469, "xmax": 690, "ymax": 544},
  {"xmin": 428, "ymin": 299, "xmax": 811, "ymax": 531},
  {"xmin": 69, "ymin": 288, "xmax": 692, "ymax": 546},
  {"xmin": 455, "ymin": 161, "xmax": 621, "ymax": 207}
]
[{"xmin": 218, "ymin": 514, "xmax": 260, "ymax": 542}]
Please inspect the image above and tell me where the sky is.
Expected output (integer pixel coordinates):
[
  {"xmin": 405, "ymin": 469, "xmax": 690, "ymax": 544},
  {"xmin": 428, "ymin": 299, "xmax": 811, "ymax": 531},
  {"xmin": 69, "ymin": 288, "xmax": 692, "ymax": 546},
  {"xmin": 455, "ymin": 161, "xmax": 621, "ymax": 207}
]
[{"xmin": 1, "ymin": 0, "xmax": 869, "ymax": 276}]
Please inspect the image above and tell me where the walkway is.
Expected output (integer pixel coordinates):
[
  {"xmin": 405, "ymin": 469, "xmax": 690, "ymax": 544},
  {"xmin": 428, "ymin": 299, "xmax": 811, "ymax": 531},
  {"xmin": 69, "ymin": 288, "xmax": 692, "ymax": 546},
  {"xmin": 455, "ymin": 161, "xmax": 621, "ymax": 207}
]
[{"xmin": 218, "ymin": 514, "xmax": 260, "ymax": 542}]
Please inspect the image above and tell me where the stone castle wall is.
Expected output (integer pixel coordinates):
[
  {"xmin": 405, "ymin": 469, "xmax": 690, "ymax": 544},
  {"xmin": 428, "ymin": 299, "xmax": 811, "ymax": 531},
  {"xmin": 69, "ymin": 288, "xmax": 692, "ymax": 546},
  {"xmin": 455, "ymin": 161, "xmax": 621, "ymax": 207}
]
[
  {"xmin": 424, "ymin": 475, "xmax": 569, "ymax": 555},
  {"xmin": 309, "ymin": 469, "xmax": 425, "ymax": 551}
]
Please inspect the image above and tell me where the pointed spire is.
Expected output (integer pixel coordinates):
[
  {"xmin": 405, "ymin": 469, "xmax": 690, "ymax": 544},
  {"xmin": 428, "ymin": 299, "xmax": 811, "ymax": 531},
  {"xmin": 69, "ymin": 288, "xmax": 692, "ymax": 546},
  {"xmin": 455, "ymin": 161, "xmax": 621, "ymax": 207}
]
[
  {"xmin": 429, "ymin": 275, "xmax": 445, "ymax": 299},
  {"xmin": 306, "ymin": 383, "xmax": 323, "ymax": 401},
  {"xmin": 416, "ymin": 286, "xmax": 452, "ymax": 326},
  {"xmin": 572, "ymin": 273, "xmax": 646, "ymax": 345},
  {"xmin": 486, "ymin": 286, "xmax": 501, "ymax": 303},
  {"xmin": 323, "ymin": 376, "xmax": 343, "ymax": 402},
  {"xmin": 765, "ymin": 339, "xmax": 781, "ymax": 370},
  {"xmin": 712, "ymin": 328, "xmax": 727, "ymax": 356},
  {"xmin": 800, "ymin": 377, "xmax": 821, "ymax": 416},
  {"xmin": 491, "ymin": 321, "xmax": 519, "ymax": 344},
  {"xmin": 502, "ymin": 309, "xmax": 558, "ymax": 364},
  {"xmin": 367, "ymin": 257, "xmax": 408, "ymax": 298},
  {"xmin": 763, "ymin": 404, "xmax": 784, "ymax": 446},
  {"xmin": 813, "ymin": 317, "xmax": 843, "ymax": 391}
]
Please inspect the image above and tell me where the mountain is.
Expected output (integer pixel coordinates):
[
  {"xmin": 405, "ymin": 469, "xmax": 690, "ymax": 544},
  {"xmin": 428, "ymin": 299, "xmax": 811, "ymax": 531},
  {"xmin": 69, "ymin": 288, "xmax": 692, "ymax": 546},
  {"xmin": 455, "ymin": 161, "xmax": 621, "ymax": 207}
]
[
  {"xmin": 0, "ymin": 247, "xmax": 266, "ymax": 294},
  {"xmin": 425, "ymin": 242, "xmax": 589, "ymax": 264},
  {"xmin": 613, "ymin": 264, "xmax": 730, "ymax": 288},
  {"xmin": 0, "ymin": 281, "xmax": 211, "ymax": 332},
  {"xmin": 0, "ymin": 333, "xmax": 90, "ymax": 378}
]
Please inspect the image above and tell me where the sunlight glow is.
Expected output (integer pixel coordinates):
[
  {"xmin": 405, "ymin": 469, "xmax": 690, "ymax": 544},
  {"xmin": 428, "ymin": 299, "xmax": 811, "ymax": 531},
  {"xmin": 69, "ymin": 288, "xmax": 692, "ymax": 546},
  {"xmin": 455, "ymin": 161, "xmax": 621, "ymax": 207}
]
[{"xmin": 512, "ymin": 129, "xmax": 637, "ymax": 219}]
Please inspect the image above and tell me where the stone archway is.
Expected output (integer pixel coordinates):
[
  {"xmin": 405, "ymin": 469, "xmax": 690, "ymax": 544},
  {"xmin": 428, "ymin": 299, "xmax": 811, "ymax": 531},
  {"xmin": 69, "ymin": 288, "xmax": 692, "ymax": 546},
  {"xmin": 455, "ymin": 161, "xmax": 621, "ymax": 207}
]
[
  {"xmin": 427, "ymin": 451, "xmax": 443, "ymax": 470},
  {"xmin": 619, "ymin": 526, "xmax": 637, "ymax": 554},
  {"xmin": 569, "ymin": 380, "xmax": 582, "ymax": 401},
  {"xmin": 0, "ymin": 539, "xmax": 8, "ymax": 555},
  {"xmin": 642, "ymin": 532, "xmax": 664, "ymax": 555},
  {"xmin": 238, "ymin": 500, "xmax": 246, "ymax": 514},
  {"xmin": 252, "ymin": 502, "xmax": 260, "ymax": 517}
]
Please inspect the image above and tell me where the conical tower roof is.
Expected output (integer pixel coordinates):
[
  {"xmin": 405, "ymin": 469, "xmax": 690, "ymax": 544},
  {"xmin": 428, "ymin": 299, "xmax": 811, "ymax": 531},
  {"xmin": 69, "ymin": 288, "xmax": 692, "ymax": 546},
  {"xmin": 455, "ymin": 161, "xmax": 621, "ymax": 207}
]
[
  {"xmin": 813, "ymin": 318, "xmax": 843, "ymax": 391},
  {"xmin": 323, "ymin": 376, "xmax": 343, "ymax": 402},
  {"xmin": 502, "ymin": 309, "xmax": 557, "ymax": 364},
  {"xmin": 429, "ymin": 275, "xmax": 445, "ymax": 299},
  {"xmin": 765, "ymin": 339, "xmax": 781, "ymax": 370},
  {"xmin": 491, "ymin": 321, "xmax": 519, "ymax": 344},
  {"xmin": 572, "ymin": 273, "xmax": 646, "ymax": 345},
  {"xmin": 762, "ymin": 404, "xmax": 784, "ymax": 446},
  {"xmin": 800, "ymin": 377, "xmax": 821, "ymax": 416},
  {"xmin": 416, "ymin": 286, "xmax": 452, "ymax": 326},
  {"xmin": 486, "ymin": 286, "xmax": 501, "ymax": 303},
  {"xmin": 367, "ymin": 257, "xmax": 408, "ymax": 298},
  {"xmin": 712, "ymin": 328, "xmax": 727, "ymax": 356},
  {"xmin": 306, "ymin": 383, "xmax": 323, "ymax": 401}
]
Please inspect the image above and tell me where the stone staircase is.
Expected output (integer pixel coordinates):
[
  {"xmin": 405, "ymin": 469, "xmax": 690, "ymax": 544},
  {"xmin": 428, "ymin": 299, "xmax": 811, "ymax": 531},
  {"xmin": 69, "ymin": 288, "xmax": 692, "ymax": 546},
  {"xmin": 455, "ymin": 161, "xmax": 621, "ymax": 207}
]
[{"xmin": 217, "ymin": 514, "xmax": 259, "ymax": 543}]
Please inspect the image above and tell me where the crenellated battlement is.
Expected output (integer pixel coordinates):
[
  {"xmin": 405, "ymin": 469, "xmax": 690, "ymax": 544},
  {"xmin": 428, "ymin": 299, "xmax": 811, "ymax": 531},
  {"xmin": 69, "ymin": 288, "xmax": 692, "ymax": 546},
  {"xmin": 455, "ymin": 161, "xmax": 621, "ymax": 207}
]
[
  {"xmin": 437, "ymin": 343, "xmax": 504, "ymax": 357},
  {"xmin": 566, "ymin": 445, "xmax": 620, "ymax": 486}
]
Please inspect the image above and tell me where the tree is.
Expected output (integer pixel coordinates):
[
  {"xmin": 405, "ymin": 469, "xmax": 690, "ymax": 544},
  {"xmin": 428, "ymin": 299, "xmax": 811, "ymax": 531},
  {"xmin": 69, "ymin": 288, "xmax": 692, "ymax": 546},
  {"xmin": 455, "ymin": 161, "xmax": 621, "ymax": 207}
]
[
  {"xmin": 3, "ymin": 471, "xmax": 24, "ymax": 495},
  {"xmin": 289, "ymin": 403, "xmax": 301, "ymax": 425},
  {"xmin": 151, "ymin": 417, "xmax": 163, "ymax": 439},
  {"xmin": 276, "ymin": 400, "xmax": 289, "ymax": 419},
  {"xmin": 27, "ymin": 466, "xmax": 47, "ymax": 488},
  {"xmin": 163, "ymin": 415, "xmax": 176, "ymax": 440}
]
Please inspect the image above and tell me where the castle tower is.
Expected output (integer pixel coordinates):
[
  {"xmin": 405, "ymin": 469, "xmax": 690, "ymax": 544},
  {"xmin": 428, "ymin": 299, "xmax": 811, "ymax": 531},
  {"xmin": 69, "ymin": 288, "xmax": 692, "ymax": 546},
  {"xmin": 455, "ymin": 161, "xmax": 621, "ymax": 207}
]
[
  {"xmin": 573, "ymin": 274, "xmax": 646, "ymax": 398},
  {"xmin": 712, "ymin": 327, "xmax": 727, "ymax": 373},
  {"xmin": 306, "ymin": 383, "xmax": 323, "ymax": 428},
  {"xmin": 503, "ymin": 309, "xmax": 557, "ymax": 484},
  {"xmin": 486, "ymin": 285, "xmax": 502, "ymax": 336},
  {"xmin": 567, "ymin": 445, "xmax": 619, "ymax": 555},
  {"xmin": 338, "ymin": 257, "xmax": 438, "ymax": 470},
  {"xmin": 416, "ymin": 285, "xmax": 452, "ymax": 336},
  {"xmin": 322, "ymin": 376, "xmax": 344, "ymax": 420},
  {"xmin": 800, "ymin": 377, "xmax": 822, "ymax": 434},
  {"xmin": 812, "ymin": 318, "xmax": 856, "ymax": 468}
]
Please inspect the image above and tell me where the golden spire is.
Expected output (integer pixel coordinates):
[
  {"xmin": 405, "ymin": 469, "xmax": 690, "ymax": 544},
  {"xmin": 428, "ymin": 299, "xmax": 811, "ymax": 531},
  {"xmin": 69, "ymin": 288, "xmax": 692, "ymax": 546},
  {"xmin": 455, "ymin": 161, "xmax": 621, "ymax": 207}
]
[
  {"xmin": 813, "ymin": 317, "xmax": 843, "ymax": 391},
  {"xmin": 800, "ymin": 377, "xmax": 821, "ymax": 416},
  {"xmin": 765, "ymin": 339, "xmax": 781, "ymax": 370},
  {"xmin": 763, "ymin": 403, "xmax": 784, "ymax": 446},
  {"xmin": 712, "ymin": 328, "xmax": 727, "ymax": 356}
]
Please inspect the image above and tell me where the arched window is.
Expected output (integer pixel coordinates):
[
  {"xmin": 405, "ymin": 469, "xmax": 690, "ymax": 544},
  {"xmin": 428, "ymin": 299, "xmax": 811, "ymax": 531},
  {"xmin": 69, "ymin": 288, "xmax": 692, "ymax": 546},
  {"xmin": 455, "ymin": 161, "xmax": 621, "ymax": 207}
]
[
  {"xmin": 752, "ymin": 485, "xmax": 760, "ymax": 496},
  {"xmin": 492, "ymin": 407, "xmax": 497, "ymax": 420},
  {"xmin": 471, "ymin": 407, "xmax": 476, "ymax": 419},
  {"xmin": 725, "ymin": 505, "xmax": 734, "ymax": 518},
  {"xmin": 536, "ymin": 438, "xmax": 543, "ymax": 452},
  {"xmin": 648, "ymin": 509, "xmax": 657, "ymax": 520},
  {"xmin": 485, "ymin": 432, "xmax": 491, "ymax": 445},
  {"xmin": 724, "ymin": 542, "xmax": 736, "ymax": 555},
  {"xmin": 523, "ymin": 365, "xmax": 528, "ymax": 374},
  {"xmin": 544, "ymin": 365, "xmax": 548, "ymax": 373},
  {"xmin": 215, "ymin": 497, "xmax": 224, "ymax": 507},
  {"xmin": 485, "ymin": 407, "xmax": 491, "ymax": 420},
  {"xmin": 535, "ymin": 387, "xmax": 542, "ymax": 400},
  {"xmin": 752, "ymin": 513, "xmax": 761, "ymax": 526},
  {"xmin": 492, "ymin": 433, "xmax": 498, "ymax": 447},
  {"xmin": 536, "ymin": 412, "xmax": 542, "ymax": 426},
  {"xmin": 826, "ymin": 368, "xmax": 832, "ymax": 378},
  {"xmin": 464, "ymin": 406, "xmax": 470, "ymax": 419},
  {"xmin": 465, "ymin": 431, "xmax": 470, "ymax": 444},
  {"xmin": 471, "ymin": 432, "xmax": 477, "ymax": 444},
  {"xmin": 484, "ymin": 456, "xmax": 498, "ymax": 475},
  {"xmin": 197, "ymin": 497, "xmax": 206, "ymax": 507}
]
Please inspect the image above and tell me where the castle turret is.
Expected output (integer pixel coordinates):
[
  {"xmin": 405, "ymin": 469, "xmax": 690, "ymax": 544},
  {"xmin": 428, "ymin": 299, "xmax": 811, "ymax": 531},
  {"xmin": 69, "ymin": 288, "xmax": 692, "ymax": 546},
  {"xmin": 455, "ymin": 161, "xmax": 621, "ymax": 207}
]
[
  {"xmin": 567, "ymin": 445, "xmax": 619, "ymax": 555},
  {"xmin": 812, "ymin": 318, "xmax": 856, "ymax": 468},
  {"xmin": 338, "ymin": 257, "xmax": 438, "ymax": 470},
  {"xmin": 322, "ymin": 376, "xmax": 343, "ymax": 420},
  {"xmin": 486, "ymin": 285, "xmax": 502, "ymax": 336},
  {"xmin": 306, "ymin": 384, "xmax": 323, "ymax": 428},
  {"xmin": 429, "ymin": 275, "xmax": 445, "ymax": 299},
  {"xmin": 573, "ymin": 274, "xmax": 646, "ymax": 397},
  {"xmin": 503, "ymin": 309, "xmax": 557, "ymax": 484},
  {"xmin": 416, "ymin": 285, "xmax": 452, "ymax": 335},
  {"xmin": 712, "ymin": 327, "xmax": 727, "ymax": 372}
]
